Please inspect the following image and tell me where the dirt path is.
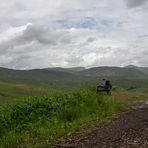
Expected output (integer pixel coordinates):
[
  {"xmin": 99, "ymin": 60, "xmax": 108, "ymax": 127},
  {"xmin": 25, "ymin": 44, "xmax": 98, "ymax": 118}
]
[{"xmin": 52, "ymin": 100, "xmax": 148, "ymax": 148}]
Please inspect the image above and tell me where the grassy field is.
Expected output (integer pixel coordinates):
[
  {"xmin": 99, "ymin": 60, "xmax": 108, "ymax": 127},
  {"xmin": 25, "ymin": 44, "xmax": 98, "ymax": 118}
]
[
  {"xmin": 0, "ymin": 78, "xmax": 148, "ymax": 148},
  {"xmin": 0, "ymin": 81, "xmax": 61, "ymax": 105},
  {"xmin": 111, "ymin": 89, "xmax": 148, "ymax": 104},
  {"xmin": 0, "ymin": 88, "xmax": 125, "ymax": 148}
]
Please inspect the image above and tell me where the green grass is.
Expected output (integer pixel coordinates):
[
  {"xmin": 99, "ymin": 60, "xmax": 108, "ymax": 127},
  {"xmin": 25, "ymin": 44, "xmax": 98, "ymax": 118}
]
[
  {"xmin": 0, "ymin": 88, "xmax": 124, "ymax": 148},
  {"xmin": 0, "ymin": 81, "xmax": 61, "ymax": 105},
  {"xmin": 111, "ymin": 89, "xmax": 148, "ymax": 104}
]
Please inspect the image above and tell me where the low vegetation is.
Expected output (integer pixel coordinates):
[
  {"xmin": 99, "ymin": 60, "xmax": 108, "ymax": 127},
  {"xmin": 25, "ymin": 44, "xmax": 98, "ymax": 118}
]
[
  {"xmin": 0, "ymin": 88, "xmax": 124, "ymax": 147},
  {"xmin": 0, "ymin": 81, "xmax": 59, "ymax": 105}
]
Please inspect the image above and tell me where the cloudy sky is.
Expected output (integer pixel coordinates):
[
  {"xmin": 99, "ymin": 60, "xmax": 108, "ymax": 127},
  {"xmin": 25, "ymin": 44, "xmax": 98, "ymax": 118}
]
[{"xmin": 0, "ymin": 0, "xmax": 148, "ymax": 69}]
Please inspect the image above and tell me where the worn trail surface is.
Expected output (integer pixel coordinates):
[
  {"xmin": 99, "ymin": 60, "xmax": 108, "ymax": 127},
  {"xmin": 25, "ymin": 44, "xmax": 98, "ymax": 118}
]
[{"xmin": 53, "ymin": 101, "xmax": 148, "ymax": 148}]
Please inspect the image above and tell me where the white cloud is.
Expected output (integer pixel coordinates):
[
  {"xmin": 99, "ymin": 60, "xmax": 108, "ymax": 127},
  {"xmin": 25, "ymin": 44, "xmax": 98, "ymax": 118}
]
[{"xmin": 0, "ymin": 0, "xmax": 148, "ymax": 69}]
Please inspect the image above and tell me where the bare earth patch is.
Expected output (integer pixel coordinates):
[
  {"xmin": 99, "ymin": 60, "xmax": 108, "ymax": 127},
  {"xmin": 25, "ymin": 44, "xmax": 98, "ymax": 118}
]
[{"xmin": 52, "ymin": 100, "xmax": 148, "ymax": 148}]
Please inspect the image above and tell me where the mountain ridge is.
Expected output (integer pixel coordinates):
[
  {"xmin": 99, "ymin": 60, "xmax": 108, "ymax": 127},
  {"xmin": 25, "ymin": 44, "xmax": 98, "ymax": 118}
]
[
  {"xmin": 0, "ymin": 66, "xmax": 148, "ymax": 90},
  {"xmin": 124, "ymin": 65, "xmax": 148, "ymax": 75},
  {"xmin": 78, "ymin": 66, "xmax": 148, "ymax": 79}
]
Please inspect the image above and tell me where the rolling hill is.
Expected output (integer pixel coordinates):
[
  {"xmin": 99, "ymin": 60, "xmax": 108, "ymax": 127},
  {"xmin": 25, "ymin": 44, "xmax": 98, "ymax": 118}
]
[
  {"xmin": 125, "ymin": 65, "xmax": 148, "ymax": 75},
  {"xmin": 0, "ymin": 67, "xmax": 83, "ymax": 82},
  {"xmin": 0, "ymin": 66, "xmax": 148, "ymax": 91},
  {"xmin": 0, "ymin": 66, "xmax": 148, "ymax": 104},
  {"xmin": 0, "ymin": 67, "xmax": 93, "ymax": 90},
  {"xmin": 78, "ymin": 66, "xmax": 148, "ymax": 79},
  {"xmin": 45, "ymin": 67, "xmax": 85, "ymax": 73}
]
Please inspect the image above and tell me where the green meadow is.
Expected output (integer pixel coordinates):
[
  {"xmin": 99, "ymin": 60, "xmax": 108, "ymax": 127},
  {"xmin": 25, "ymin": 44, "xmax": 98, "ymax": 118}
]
[
  {"xmin": 0, "ymin": 81, "xmax": 58, "ymax": 105},
  {"xmin": 1, "ymin": 85, "xmax": 148, "ymax": 147},
  {"xmin": 0, "ymin": 66, "xmax": 148, "ymax": 147},
  {"xmin": 0, "ymin": 88, "xmax": 125, "ymax": 148}
]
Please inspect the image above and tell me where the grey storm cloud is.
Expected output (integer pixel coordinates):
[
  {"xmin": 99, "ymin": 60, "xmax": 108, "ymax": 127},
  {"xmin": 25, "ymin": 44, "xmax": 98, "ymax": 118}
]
[
  {"xmin": 125, "ymin": 0, "xmax": 148, "ymax": 8},
  {"xmin": 0, "ymin": 24, "xmax": 74, "ymax": 69},
  {"xmin": 0, "ymin": 24, "xmax": 72, "ymax": 53},
  {"xmin": 16, "ymin": 25, "xmax": 71, "ymax": 45}
]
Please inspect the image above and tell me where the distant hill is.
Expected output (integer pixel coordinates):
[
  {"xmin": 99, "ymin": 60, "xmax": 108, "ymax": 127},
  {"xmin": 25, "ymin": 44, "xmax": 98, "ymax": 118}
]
[
  {"xmin": 125, "ymin": 65, "xmax": 148, "ymax": 75},
  {"xmin": 0, "ymin": 67, "xmax": 86, "ymax": 80},
  {"xmin": 45, "ymin": 67, "xmax": 85, "ymax": 73},
  {"xmin": 0, "ymin": 67, "xmax": 90, "ymax": 90},
  {"xmin": 0, "ymin": 66, "xmax": 148, "ymax": 91},
  {"xmin": 78, "ymin": 66, "xmax": 148, "ymax": 79},
  {"xmin": 66, "ymin": 67, "xmax": 86, "ymax": 71},
  {"xmin": 0, "ymin": 66, "xmax": 148, "ymax": 84}
]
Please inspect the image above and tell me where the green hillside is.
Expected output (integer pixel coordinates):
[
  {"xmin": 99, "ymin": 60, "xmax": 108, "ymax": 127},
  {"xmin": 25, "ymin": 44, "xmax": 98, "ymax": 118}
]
[
  {"xmin": 79, "ymin": 66, "xmax": 148, "ymax": 79},
  {"xmin": 125, "ymin": 65, "xmax": 148, "ymax": 75},
  {"xmin": 0, "ymin": 67, "xmax": 92, "ymax": 90},
  {"xmin": 0, "ymin": 66, "xmax": 148, "ymax": 98},
  {"xmin": 45, "ymin": 67, "xmax": 85, "ymax": 72},
  {"xmin": 1, "ymin": 66, "xmax": 148, "ymax": 84},
  {"xmin": 0, "ymin": 67, "xmax": 94, "ymax": 104},
  {"xmin": 78, "ymin": 66, "xmax": 148, "ymax": 90}
]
